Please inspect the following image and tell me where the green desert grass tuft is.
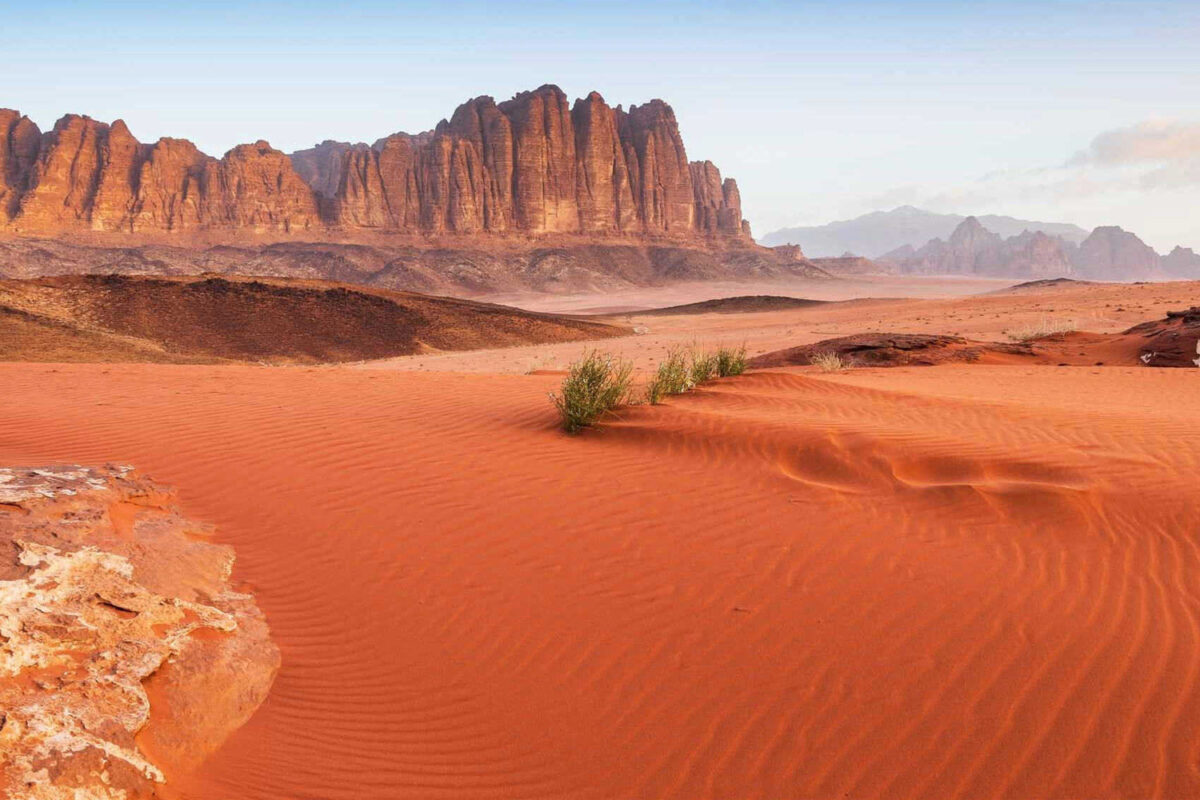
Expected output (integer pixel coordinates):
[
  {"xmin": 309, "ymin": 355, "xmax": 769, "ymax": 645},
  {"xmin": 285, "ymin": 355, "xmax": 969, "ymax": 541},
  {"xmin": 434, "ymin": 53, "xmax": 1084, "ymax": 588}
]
[
  {"xmin": 690, "ymin": 350, "xmax": 719, "ymax": 385},
  {"xmin": 645, "ymin": 347, "xmax": 693, "ymax": 404},
  {"xmin": 715, "ymin": 344, "xmax": 748, "ymax": 377},
  {"xmin": 810, "ymin": 351, "xmax": 850, "ymax": 372},
  {"xmin": 550, "ymin": 351, "xmax": 634, "ymax": 434},
  {"xmin": 1005, "ymin": 316, "xmax": 1078, "ymax": 342},
  {"xmin": 645, "ymin": 344, "xmax": 749, "ymax": 404}
]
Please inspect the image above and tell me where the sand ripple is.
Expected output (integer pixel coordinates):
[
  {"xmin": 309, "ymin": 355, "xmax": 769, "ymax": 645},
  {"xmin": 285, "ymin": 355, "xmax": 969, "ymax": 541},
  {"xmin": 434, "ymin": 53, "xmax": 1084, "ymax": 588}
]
[{"xmin": 1, "ymin": 362, "xmax": 1198, "ymax": 799}]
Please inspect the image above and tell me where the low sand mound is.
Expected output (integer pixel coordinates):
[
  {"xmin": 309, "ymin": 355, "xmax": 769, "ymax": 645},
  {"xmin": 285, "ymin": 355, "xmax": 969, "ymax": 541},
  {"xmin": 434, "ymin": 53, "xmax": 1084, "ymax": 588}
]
[
  {"xmin": 996, "ymin": 277, "xmax": 1092, "ymax": 293},
  {"xmin": 750, "ymin": 332, "xmax": 1035, "ymax": 367},
  {"xmin": 0, "ymin": 303, "xmax": 177, "ymax": 363},
  {"xmin": 809, "ymin": 255, "xmax": 893, "ymax": 275},
  {"xmin": 639, "ymin": 294, "xmax": 828, "ymax": 315},
  {"xmin": 0, "ymin": 274, "xmax": 625, "ymax": 364},
  {"xmin": 753, "ymin": 309, "xmax": 1200, "ymax": 369}
]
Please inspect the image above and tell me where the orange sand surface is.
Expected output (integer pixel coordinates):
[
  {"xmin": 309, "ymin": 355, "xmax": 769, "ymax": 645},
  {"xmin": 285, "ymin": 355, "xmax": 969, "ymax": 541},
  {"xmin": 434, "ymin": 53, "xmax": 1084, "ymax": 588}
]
[{"xmin": 2, "ymin": 353, "xmax": 1199, "ymax": 798}]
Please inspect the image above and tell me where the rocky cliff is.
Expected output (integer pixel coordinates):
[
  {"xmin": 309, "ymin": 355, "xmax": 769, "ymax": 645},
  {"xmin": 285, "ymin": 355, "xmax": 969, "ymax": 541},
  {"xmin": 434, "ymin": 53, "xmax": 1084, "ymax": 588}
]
[
  {"xmin": 0, "ymin": 86, "xmax": 749, "ymax": 242},
  {"xmin": 4, "ymin": 114, "xmax": 320, "ymax": 236}
]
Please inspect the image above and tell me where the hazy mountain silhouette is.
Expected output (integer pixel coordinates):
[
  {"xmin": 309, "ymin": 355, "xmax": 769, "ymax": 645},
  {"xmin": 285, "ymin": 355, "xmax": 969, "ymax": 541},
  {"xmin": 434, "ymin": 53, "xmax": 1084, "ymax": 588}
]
[{"xmin": 760, "ymin": 206, "xmax": 1090, "ymax": 257}]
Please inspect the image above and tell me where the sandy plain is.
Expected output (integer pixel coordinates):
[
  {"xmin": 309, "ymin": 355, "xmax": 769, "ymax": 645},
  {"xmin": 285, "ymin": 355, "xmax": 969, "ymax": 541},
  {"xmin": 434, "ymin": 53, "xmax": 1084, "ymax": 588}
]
[{"xmin": 2, "ymin": 275, "xmax": 1198, "ymax": 799}]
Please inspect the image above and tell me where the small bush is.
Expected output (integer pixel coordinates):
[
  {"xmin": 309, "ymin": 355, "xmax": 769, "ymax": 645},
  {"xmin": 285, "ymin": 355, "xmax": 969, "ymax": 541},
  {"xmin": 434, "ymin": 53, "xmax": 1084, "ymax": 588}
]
[
  {"xmin": 715, "ymin": 345, "xmax": 748, "ymax": 377},
  {"xmin": 1005, "ymin": 317, "xmax": 1077, "ymax": 342},
  {"xmin": 810, "ymin": 351, "xmax": 849, "ymax": 372},
  {"xmin": 551, "ymin": 351, "xmax": 634, "ymax": 433},
  {"xmin": 645, "ymin": 347, "xmax": 693, "ymax": 404},
  {"xmin": 690, "ymin": 350, "xmax": 719, "ymax": 385}
]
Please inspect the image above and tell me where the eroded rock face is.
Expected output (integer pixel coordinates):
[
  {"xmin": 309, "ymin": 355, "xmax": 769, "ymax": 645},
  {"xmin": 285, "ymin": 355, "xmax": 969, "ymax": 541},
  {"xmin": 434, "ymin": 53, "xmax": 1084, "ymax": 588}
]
[
  {"xmin": 0, "ymin": 110, "xmax": 42, "ymax": 222},
  {"xmin": 0, "ymin": 465, "xmax": 279, "ymax": 799},
  {"xmin": 0, "ymin": 86, "xmax": 749, "ymax": 241}
]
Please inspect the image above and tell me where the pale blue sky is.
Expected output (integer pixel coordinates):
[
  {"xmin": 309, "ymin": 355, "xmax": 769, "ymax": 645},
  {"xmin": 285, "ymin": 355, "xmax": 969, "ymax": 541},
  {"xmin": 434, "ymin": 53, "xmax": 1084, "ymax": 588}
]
[{"xmin": 3, "ymin": 1, "xmax": 1198, "ymax": 249}]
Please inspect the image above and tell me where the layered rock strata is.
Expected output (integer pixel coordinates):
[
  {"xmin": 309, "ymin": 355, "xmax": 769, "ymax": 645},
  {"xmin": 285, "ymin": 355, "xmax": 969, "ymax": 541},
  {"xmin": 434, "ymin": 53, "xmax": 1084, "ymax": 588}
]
[{"xmin": 0, "ymin": 236, "xmax": 830, "ymax": 295}]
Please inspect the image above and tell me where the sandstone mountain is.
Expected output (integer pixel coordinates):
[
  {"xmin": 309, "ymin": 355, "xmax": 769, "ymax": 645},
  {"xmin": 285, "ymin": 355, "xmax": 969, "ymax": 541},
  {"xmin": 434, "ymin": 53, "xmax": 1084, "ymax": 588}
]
[
  {"xmin": 1163, "ymin": 246, "xmax": 1200, "ymax": 279},
  {"xmin": 1071, "ymin": 226, "xmax": 1161, "ymax": 280},
  {"xmin": 0, "ymin": 87, "xmax": 831, "ymax": 293},
  {"xmin": 882, "ymin": 217, "xmax": 1074, "ymax": 279},
  {"xmin": 0, "ymin": 86, "xmax": 748, "ymax": 241}
]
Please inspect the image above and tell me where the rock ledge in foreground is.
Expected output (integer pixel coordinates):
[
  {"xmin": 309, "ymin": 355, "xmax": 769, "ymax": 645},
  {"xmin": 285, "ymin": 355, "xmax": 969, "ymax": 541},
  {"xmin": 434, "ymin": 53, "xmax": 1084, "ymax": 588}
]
[{"xmin": 0, "ymin": 465, "xmax": 279, "ymax": 799}]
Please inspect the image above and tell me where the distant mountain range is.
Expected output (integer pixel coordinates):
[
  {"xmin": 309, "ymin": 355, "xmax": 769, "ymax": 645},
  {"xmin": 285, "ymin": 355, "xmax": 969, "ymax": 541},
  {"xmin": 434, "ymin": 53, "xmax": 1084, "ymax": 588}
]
[
  {"xmin": 877, "ymin": 217, "xmax": 1200, "ymax": 281},
  {"xmin": 760, "ymin": 206, "xmax": 1091, "ymax": 257}
]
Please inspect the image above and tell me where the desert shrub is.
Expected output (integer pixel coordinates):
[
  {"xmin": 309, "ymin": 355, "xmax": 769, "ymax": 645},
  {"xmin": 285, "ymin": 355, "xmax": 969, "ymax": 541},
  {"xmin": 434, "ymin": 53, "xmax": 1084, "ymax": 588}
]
[
  {"xmin": 645, "ymin": 347, "xmax": 693, "ymax": 404},
  {"xmin": 1005, "ymin": 316, "xmax": 1078, "ymax": 342},
  {"xmin": 551, "ymin": 351, "xmax": 634, "ymax": 434},
  {"xmin": 810, "ymin": 351, "xmax": 849, "ymax": 372},
  {"xmin": 715, "ymin": 344, "xmax": 748, "ymax": 377},
  {"xmin": 690, "ymin": 350, "xmax": 719, "ymax": 385}
]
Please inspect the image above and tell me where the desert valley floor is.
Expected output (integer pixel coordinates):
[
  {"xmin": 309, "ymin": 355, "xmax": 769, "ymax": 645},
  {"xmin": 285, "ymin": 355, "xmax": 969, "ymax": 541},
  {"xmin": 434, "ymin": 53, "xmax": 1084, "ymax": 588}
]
[{"xmin": 3, "ymin": 275, "xmax": 1200, "ymax": 799}]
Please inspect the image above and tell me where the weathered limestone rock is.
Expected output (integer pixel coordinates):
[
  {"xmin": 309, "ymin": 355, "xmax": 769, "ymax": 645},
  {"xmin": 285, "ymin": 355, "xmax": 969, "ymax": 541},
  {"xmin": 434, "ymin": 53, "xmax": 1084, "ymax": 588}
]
[{"xmin": 0, "ymin": 465, "xmax": 279, "ymax": 799}]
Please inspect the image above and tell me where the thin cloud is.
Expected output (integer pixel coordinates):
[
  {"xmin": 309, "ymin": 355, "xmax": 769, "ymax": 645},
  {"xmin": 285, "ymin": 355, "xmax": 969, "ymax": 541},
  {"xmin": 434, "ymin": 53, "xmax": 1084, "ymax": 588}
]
[
  {"xmin": 851, "ymin": 119, "xmax": 1200, "ymax": 249},
  {"xmin": 869, "ymin": 119, "xmax": 1200, "ymax": 212},
  {"xmin": 1068, "ymin": 119, "xmax": 1200, "ymax": 166}
]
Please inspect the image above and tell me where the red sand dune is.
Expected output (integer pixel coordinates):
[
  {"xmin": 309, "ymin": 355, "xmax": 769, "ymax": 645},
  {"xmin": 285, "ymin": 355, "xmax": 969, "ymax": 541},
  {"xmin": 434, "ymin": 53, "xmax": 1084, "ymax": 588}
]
[{"xmin": 2, "ymin": 359, "xmax": 1199, "ymax": 799}]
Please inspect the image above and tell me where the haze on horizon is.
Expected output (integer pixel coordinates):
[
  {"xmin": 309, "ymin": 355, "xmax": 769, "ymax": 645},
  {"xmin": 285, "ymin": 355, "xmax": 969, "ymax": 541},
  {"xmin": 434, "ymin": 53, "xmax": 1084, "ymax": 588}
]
[{"xmin": 7, "ymin": 0, "xmax": 1197, "ymax": 251}]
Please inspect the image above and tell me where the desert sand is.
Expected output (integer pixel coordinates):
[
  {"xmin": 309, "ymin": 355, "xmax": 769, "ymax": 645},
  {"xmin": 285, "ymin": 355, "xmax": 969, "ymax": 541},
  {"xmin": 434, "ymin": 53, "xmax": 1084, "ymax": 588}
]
[{"xmin": 2, "ymin": 276, "xmax": 1199, "ymax": 798}]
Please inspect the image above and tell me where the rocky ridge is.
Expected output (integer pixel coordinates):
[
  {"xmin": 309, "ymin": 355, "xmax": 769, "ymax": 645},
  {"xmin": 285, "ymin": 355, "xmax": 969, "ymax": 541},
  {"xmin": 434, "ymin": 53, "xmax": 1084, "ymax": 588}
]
[
  {"xmin": 880, "ymin": 217, "xmax": 1197, "ymax": 281},
  {"xmin": 0, "ymin": 86, "xmax": 748, "ymax": 241},
  {"xmin": 0, "ymin": 235, "xmax": 830, "ymax": 296},
  {"xmin": 772, "ymin": 208, "xmax": 1197, "ymax": 282},
  {"xmin": 0, "ymin": 273, "xmax": 628, "ymax": 364},
  {"xmin": 882, "ymin": 217, "xmax": 1075, "ymax": 279}
]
